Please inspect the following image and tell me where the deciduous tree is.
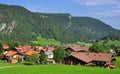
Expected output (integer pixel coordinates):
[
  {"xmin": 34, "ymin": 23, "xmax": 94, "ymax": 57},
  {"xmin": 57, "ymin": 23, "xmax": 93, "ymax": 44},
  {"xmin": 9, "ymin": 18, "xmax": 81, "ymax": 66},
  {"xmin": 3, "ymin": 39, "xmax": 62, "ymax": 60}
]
[
  {"xmin": 39, "ymin": 52, "xmax": 47, "ymax": 64},
  {"xmin": 0, "ymin": 43, "xmax": 3, "ymax": 60},
  {"xmin": 28, "ymin": 53, "xmax": 38, "ymax": 64},
  {"xmin": 53, "ymin": 47, "xmax": 64, "ymax": 63}
]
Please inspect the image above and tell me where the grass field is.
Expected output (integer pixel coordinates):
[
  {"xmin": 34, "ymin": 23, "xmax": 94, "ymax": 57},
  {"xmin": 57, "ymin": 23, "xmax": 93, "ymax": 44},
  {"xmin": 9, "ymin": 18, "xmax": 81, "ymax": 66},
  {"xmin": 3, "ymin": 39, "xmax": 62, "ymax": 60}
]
[
  {"xmin": 0, "ymin": 57, "xmax": 120, "ymax": 74},
  {"xmin": 0, "ymin": 64, "xmax": 120, "ymax": 74},
  {"xmin": 76, "ymin": 41, "xmax": 92, "ymax": 47},
  {"xmin": 32, "ymin": 36, "xmax": 61, "ymax": 46},
  {"xmin": 0, "ymin": 61, "xmax": 18, "ymax": 66},
  {"xmin": 0, "ymin": 62, "xmax": 120, "ymax": 74},
  {"xmin": 115, "ymin": 57, "xmax": 120, "ymax": 68}
]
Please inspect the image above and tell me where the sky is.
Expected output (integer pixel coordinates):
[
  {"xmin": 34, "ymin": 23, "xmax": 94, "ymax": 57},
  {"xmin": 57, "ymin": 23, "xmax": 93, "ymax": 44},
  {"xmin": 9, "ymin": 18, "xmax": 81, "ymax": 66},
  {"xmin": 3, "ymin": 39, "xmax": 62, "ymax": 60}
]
[{"xmin": 0, "ymin": 0, "xmax": 120, "ymax": 30}]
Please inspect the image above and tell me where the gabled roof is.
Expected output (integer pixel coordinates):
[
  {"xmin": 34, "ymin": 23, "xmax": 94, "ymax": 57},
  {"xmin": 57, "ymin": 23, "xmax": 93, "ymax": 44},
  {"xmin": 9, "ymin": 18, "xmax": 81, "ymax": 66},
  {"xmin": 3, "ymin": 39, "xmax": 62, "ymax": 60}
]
[
  {"xmin": 70, "ymin": 52, "xmax": 113, "ymax": 63},
  {"xmin": 71, "ymin": 52, "xmax": 92, "ymax": 63},
  {"xmin": 66, "ymin": 45, "xmax": 89, "ymax": 52},
  {"xmin": 4, "ymin": 51, "xmax": 17, "ymax": 57},
  {"xmin": 85, "ymin": 52, "xmax": 113, "ymax": 62},
  {"xmin": 41, "ymin": 46, "xmax": 55, "ymax": 52},
  {"xmin": 25, "ymin": 50, "xmax": 39, "ymax": 56},
  {"xmin": 3, "ymin": 45, "xmax": 9, "ymax": 50},
  {"xmin": 47, "ymin": 46, "xmax": 55, "ymax": 51},
  {"xmin": 34, "ymin": 46, "xmax": 43, "ymax": 50}
]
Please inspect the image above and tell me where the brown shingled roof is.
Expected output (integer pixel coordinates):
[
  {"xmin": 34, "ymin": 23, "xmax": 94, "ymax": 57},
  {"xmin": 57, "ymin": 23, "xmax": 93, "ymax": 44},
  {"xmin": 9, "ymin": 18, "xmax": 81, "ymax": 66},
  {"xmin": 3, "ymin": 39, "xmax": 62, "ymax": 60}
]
[
  {"xmin": 85, "ymin": 52, "xmax": 113, "ymax": 62},
  {"xmin": 66, "ymin": 45, "xmax": 89, "ymax": 52},
  {"xmin": 71, "ymin": 52, "xmax": 92, "ymax": 63},
  {"xmin": 70, "ymin": 52, "xmax": 113, "ymax": 63}
]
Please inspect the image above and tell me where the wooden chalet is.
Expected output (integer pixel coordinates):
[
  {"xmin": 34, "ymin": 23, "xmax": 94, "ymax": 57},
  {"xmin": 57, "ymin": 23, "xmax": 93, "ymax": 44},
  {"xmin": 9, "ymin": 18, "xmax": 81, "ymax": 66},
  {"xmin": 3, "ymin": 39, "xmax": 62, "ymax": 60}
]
[{"xmin": 64, "ymin": 52, "xmax": 115, "ymax": 68}]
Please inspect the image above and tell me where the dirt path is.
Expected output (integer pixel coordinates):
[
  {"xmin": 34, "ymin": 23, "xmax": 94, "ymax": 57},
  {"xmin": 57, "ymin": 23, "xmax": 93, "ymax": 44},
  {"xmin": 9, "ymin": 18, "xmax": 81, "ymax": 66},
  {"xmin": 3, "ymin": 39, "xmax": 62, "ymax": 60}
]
[{"xmin": 0, "ymin": 66, "xmax": 15, "ymax": 69}]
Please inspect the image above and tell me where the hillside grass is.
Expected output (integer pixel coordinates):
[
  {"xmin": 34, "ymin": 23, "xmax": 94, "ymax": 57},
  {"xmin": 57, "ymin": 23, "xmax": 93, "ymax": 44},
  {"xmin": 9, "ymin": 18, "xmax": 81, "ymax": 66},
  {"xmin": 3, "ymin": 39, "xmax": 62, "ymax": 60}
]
[
  {"xmin": 76, "ymin": 41, "xmax": 92, "ymax": 47},
  {"xmin": 32, "ymin": 36, "xmax": 61, "ymax": 46},
  {"xmin": 97, "ymin": 40, "xmax": 120, "ymax": 46},
  {"xmin": 0, "ymin": 64, "xmax": 119, "ymax": 74}
]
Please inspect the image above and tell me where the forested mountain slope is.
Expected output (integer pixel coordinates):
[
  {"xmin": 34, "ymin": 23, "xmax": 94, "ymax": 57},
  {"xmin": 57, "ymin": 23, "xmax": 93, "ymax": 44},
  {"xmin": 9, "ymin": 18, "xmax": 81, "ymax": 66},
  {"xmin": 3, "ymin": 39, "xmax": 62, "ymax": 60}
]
[{"xmin": 0, "ymin": 4, "xmax": 120, "ymax": 43}]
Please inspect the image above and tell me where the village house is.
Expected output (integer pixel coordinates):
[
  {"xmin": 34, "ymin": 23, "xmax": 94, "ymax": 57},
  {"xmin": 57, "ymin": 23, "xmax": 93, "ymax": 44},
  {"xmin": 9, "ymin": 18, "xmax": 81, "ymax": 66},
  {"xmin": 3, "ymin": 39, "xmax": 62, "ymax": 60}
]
[
  {"xmin": 65, "ymin": 45, "xmax": 89, "ymax": 52},
  {"xmin": 14, "ymin": 45, "xmax": 34, "ymax": 53},
  {"xmin": 64, "ymin": 52, "xmax": 115, "ymax": 68},
  {"xmin": 3, "ymin": 45, "xmax": 9, "ymax": 54},
  {"xmin": 24, "ymin": 50, "xmax": 39, "ymax": 62},
  {"xmin": 34, "ymin": 46, "xmax": 43, "ymax": 52},
  {"xmin": 2, "ymin": 44, "xmax": 116, "ymax": 68},
  {"xmin": 39, "ymin": 46, "xmax": 55, "ymax": 52},
  {"xmin": 4, "ymin": 50, "xmax": 18, "ymax": 63},
  {"xmin": 10, "ymin": 58, "xmax": 18, "ymax": 64},
  {"xmin": 25, "ymin": 50, "xmax": 39, "ymax": 56},
  {"xmin": 2, "ymin": 45, "xmax": 55, "ymax": 63},
  {"xmin": 14, "ymin": 45, "xmax": 35, "ymax": 61},
  {"xmin": 45, "ymin": 50, "xmax": 55, "ymax": 64},
  {"xmin": 44, "ymin": 46, "xmax": 55, "ymax": 64},
  {"xmin": 3, "ymin": 45, "xmax": 9, "ymax": 50}
]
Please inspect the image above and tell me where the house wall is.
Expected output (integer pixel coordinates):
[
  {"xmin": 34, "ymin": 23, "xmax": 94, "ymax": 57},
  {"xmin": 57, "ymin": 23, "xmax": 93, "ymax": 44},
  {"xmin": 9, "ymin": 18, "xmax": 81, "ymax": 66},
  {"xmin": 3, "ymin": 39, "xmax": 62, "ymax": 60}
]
[
  {"xmin": 64, "ymin": 56, "xmax": 86, "ymax": 65},
  {"xmin": 92, "ymin": 61, "xmax": 106, "ymax": 67},
  {"xmin": 48, "ymin": 54, "xmax": 53, "ymax": 59}
]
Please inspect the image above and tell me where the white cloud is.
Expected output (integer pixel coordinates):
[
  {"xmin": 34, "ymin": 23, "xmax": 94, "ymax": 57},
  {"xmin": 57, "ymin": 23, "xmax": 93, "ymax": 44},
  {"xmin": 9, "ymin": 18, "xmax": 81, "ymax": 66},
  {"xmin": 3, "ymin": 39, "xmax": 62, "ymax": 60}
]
[
  {"xmin": 96, "ymin": 9, "xmax": 120, "ymax": 16},
  {"xmin": 74, "ymin": 0, "xmax": 120, "ymax": 6}
]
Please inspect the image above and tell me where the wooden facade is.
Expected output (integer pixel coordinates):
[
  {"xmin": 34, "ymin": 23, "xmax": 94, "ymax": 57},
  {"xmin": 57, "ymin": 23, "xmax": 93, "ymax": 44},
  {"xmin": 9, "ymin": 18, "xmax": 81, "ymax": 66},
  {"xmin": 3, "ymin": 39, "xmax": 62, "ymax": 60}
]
[
  {"xmin": 64, "ymin": 56, "xmax": 88, "ymax": 65},
  {"xmin": 64, "ymin": 52, "xmax": 115, "ymax": 68}
]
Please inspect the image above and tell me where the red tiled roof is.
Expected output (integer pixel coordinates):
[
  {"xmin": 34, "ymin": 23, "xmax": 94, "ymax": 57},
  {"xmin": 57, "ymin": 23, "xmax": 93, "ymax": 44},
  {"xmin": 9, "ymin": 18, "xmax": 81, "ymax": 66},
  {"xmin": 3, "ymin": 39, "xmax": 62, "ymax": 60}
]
[
  {"xmin": 25, "ymin": 50, "xmax": 39, "ymax": 56},
  {"xmin": 47, "ymin": 46, "xmax": 55, "ymax": 51},
  {"xmin": 15, "ymin": 45, "xmax": 34, "ymax": 53},
  {"xmin": 40, "ymin": 46, "xmax": 55, "ymax": 52},
  {"xmin": 3, "ymin": 45, "xmax": 9, "ymax": 50},
  {"xmin": 66, "ymin": 45, "xmax": 89, "ymax": 52},
  {"xmin": 4, "ymin": 51, "xmax": 17, "ymax": 57},
  {"xmin": 70, "ymin": 52, "xmax": 113, "ymax": 63}
]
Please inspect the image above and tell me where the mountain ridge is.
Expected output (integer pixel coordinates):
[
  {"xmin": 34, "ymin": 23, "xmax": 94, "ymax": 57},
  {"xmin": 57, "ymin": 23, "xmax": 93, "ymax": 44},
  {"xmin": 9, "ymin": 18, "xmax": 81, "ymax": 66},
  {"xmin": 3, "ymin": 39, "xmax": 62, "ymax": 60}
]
[{"xmin": 0, "ymin": 4, "xmax": 120, "ymax": 43}]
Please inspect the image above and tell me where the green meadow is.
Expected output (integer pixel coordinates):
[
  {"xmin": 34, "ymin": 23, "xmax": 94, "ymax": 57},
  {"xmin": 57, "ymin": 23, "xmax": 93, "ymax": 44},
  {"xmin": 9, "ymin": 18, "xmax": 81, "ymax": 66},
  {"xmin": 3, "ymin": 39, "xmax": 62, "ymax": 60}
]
[
  {"xmin": 32, "ymin": 36, "xmax": 61, "ymax": 46},
  {"xmin": 76, "ymin": 41, "xmax": 92, "ymax": 47},
  {"xmin": 0, "ymin": 64, "xmax": 119, "ymax": 74},
  {"xmin": 115, "ymin": 57, "xmax": 120, "ymax": 68},
  {"xmin": 0, "ymin": 57, "xmax": 120, "ymax": 74}
]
